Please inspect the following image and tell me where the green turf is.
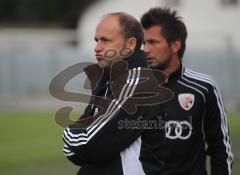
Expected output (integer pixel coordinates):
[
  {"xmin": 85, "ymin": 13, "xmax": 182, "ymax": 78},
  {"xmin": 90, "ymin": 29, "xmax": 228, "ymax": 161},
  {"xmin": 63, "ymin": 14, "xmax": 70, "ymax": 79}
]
[
  {"xmin": 0, "ymin": 111, "xmax": 239, "ymax": 175},
  {"xmin": 228, "ymin": 112, "xmax": 240, "ymax": 175},
  {"xmin": 0, "ymin": 112, "xmax": 79, "ymax": 175}
]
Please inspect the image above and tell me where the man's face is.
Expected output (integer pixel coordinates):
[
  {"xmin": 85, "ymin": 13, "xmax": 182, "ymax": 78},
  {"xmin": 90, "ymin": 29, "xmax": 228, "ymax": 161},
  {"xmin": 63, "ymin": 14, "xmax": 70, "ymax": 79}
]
[
  {"xmin": 94, "ymin": 16, "xmax": 126, "ymax": 68},
  {"xmin": 143, "ymin": 25, "xmax": 173, "ymax": 69}
]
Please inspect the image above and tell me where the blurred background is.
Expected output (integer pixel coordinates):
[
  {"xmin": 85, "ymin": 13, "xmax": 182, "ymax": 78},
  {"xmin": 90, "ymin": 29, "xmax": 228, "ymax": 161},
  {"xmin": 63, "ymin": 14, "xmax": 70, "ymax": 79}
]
[{"xmin": 0, "ymin": 0, "xmax": 239, "ymax": 174}]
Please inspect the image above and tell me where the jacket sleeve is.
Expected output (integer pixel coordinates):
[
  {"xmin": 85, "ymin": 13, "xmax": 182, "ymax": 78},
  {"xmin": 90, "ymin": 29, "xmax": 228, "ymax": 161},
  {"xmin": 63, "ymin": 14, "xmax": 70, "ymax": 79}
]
[
  {"xmin": 64, "ymin": 106, "xmax": 156, "ymax": 165},
  {"xmin": 62, "ymin": 67, "xmax": 172, "ymax": 165},
  {"xmin": 62, "ymin": 103, "xmax": 94, "ymax": 165},
  {"xmin": 204, "ymin": 79, "xmax": 233, "ymax": 175}
]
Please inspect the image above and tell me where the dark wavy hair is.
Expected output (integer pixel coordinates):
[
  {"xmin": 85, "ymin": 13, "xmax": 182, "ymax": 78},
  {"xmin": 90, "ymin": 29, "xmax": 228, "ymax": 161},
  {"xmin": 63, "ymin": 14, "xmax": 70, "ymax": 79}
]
[{"xmin": 141, "ymin": 7, "xmax": 187, "ymax": 59}]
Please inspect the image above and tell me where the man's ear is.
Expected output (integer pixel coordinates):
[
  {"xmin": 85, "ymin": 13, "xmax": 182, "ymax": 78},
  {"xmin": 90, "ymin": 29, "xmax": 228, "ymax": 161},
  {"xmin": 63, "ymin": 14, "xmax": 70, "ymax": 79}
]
[
  {"xmin": 126, "ymin": 37, "xmax": 137, "ymax": 50},
  {"xmin": 171, "ymin": 40, "xmax": 181, "ymax": 54}
]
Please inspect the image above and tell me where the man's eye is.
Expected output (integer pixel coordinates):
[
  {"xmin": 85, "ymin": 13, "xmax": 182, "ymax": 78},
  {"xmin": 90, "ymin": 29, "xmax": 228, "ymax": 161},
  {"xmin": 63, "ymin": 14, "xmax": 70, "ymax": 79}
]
[
  {"xmin": 149, "ymin": 40, "xmax": 158, "ymax": 44},
  {"xmin": 102, "ymin": 38, "xmax": 110, "ymax": 42},
  {"xmin": 144, "ymin": 40, "xmax": 158, "ymax": 45}
]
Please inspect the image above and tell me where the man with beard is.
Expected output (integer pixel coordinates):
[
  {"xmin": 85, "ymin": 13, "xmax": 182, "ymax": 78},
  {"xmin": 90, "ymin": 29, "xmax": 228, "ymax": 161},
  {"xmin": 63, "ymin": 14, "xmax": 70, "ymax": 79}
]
[{"xmin": 140, "ymin": 7, "xmax": 233, "ymax": 175}]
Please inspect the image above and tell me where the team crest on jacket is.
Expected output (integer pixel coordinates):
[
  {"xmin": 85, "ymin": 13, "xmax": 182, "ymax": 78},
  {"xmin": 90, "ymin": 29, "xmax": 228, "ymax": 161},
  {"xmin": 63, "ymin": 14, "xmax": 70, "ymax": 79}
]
[{"xmin": 178, "ymin": 93, "xmax": 195, "ymax": 111}]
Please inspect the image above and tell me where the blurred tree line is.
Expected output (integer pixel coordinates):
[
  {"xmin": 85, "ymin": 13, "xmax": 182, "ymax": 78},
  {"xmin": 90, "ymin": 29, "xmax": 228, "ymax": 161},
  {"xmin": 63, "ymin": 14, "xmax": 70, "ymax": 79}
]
[{"xmin": 0, "ymin": 0, "xmax": 100, "ymax": 28}]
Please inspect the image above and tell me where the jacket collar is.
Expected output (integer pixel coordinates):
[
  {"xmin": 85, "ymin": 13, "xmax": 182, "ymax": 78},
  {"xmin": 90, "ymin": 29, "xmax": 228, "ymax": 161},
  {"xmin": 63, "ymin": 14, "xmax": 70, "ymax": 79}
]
[
  {"xmin": 124, "ymin": 50, "xmax": 148, "ymax": 69},
  {"xmin": 84, "ymin": 49, "xmax": 147, "ymax": 89},
  {"xmin": 167, "ymin": 63, "xmax": 184, "ymax": 81}
]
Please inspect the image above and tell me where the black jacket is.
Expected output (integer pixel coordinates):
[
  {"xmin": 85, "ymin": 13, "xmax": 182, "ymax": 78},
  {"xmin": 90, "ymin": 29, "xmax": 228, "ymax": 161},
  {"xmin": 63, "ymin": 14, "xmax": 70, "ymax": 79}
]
[
  {"xmin": 140, "ymin": 64, "xmax": 233, "ymax": 175},
  {"xmin": 63, "ymin": 50, "xmax": 173, "ymax": 175}
]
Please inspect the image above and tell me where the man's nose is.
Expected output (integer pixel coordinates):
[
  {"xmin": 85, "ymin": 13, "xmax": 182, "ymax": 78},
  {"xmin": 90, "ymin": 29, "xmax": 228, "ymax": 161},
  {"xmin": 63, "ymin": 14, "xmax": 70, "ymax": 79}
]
[
  {"xmin": 144, "ymin": 43, "xmax": 151, "ymax": 55},
  {"xmin": 94, "ymin": 42, "xmax": 103, "ymax": 53}
]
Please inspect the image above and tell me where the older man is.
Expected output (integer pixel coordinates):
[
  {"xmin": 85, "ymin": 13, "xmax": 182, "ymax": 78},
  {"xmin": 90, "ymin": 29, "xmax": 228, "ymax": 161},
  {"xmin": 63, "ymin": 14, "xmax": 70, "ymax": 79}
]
[{"xmin": 63, "ymin": 12, "xmax": 172, "ymax": 175}]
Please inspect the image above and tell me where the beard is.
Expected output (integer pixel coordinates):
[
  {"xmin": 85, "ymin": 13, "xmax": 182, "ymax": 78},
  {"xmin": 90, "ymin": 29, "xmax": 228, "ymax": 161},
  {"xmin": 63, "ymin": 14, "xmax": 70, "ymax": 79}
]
[{"xmin": 150, "ymin": 55, "xmax": 173, "ymax": 70}]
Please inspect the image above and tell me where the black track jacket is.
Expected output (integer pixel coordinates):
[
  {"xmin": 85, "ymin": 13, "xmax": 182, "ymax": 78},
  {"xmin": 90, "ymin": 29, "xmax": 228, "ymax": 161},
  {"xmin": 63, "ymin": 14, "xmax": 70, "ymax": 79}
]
[
  {"xmin": 63, "ymin": 50, "xmax": 172, "ymax": 175},
  {"xmin": 140, "ymin": 64, "xmax": 233, "ymax": 175}
]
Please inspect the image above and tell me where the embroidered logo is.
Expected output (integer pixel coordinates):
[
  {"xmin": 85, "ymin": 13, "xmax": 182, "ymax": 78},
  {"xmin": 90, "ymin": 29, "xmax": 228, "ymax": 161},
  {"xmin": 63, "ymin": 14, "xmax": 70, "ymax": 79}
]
[{"xmin": 178, "ymin": 93, "xmax": 194, "ymax": 111}]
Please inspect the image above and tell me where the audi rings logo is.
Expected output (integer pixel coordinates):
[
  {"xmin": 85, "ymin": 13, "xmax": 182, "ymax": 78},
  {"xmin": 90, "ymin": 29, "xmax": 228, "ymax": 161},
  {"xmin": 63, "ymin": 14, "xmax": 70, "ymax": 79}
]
[{"xmin": 165, "ymin": 120, "xmax": 192, "ymax": 140}]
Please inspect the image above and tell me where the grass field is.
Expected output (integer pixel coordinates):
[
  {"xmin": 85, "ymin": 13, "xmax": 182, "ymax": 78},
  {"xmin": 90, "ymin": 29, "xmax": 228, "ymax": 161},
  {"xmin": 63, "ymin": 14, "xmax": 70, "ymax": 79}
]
[{"xmin": 0, "ymin": 111, "xmax": 239, "ymax": 175}]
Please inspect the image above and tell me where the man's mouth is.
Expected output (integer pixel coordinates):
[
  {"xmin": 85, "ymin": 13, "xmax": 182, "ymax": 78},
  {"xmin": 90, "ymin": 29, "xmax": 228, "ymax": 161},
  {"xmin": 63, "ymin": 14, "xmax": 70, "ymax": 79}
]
[
  {"xmin": 95, "ymin": 54, "xmax": 103, "ymax": 61},
  {"xmin": 147, "ymin": 57, "xmax": 155, "ymax": 63}
]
